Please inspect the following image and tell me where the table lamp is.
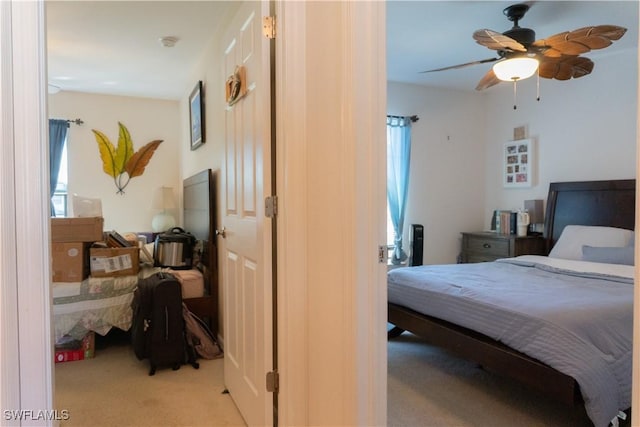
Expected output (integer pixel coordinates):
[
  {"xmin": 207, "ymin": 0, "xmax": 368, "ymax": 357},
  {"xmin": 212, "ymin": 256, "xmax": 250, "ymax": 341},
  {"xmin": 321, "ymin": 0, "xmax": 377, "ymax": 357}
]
[{"xmin": 151, "ymin": 186, "xmax": 176, "ymax": 232}]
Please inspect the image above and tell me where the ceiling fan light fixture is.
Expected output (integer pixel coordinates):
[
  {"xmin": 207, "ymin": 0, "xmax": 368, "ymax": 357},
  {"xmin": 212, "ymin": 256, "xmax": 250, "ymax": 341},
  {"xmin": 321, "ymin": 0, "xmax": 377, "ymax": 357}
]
[{"xmin": 493, "ymin": 57, "xmax": 539, "ymax": 82}]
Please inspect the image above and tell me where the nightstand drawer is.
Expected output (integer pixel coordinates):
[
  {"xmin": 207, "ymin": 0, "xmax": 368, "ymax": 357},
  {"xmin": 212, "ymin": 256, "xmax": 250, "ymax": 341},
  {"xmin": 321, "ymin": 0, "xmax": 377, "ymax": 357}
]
[
  {"xmin": 460, "ymin": 231, "xmax": 546, "ymax": 263},
  {"xmin": 465, "ymin": 237, "xmax": 509, "ymax": 257},
  {"xmin": 465, "ymin": 253, "xmax": 503, "ymax": 263}
]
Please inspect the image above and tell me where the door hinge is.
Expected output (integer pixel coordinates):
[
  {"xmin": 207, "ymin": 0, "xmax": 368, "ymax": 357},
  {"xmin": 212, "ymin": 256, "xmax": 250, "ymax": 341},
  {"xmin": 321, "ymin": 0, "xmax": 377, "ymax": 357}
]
[
  {"xmin": 265, "ymin": 195, "xmax": 278, "ymax": 218},
  {"xmin": 378, "ymin": 245, "xmax": 386, "ymax": 264},
  {"xmin": 266, "ymin": 370, "xmax": 279, "ymax": 393},
  {"xmin": 262, "ymin": 16, "xmax": 276, "ymax": 39}
]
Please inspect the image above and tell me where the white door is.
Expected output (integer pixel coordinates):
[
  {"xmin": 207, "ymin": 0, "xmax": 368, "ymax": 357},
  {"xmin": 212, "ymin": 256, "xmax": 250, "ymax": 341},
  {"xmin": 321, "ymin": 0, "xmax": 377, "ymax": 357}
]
[{"xmin": 220, "ymin": 1, "xmax": 273, "ymax": 426}]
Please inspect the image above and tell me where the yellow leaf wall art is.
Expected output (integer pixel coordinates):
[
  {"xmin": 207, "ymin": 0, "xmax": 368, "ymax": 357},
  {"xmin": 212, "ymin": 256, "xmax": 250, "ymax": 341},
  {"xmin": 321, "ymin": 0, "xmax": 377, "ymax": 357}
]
[{"xmin": 91, "ymin": 122, "xmax": 163, "ymax": 194}]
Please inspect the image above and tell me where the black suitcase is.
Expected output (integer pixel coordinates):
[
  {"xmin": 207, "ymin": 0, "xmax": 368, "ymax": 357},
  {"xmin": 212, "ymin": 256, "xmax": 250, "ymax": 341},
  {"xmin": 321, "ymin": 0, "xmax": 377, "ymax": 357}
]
[{"xmin": 131, "ymin": 272, "xmax": 199, "ymax": 375}]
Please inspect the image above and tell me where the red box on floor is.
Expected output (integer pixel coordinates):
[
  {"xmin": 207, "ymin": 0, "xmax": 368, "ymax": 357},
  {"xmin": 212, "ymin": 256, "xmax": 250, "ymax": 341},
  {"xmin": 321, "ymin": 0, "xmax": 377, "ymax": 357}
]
[
  {"xmin": 54, "ymin": 348, "xmax": 85, "ymax": 363},
  {"xmin": 54, "ymin": 332, "xmax": 95, "ymax": 363}
]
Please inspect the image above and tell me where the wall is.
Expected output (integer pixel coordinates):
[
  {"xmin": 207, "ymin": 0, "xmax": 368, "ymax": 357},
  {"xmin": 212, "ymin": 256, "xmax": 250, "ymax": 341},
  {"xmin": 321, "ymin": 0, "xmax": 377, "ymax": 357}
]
[
  {"xmin": 387, "ymin": 82, "xmax": 487, "ymax": 264},
  {"xmin": 177, "ymin": 3, "xmax": 239, "ymax": 341},
  {"xmin": 388, "ymin": 47, "xmax": 637, "ymax": 264},
  {"xmin": 484, "ymin": 48, "xmax": 637, "ymax": 221},
  {"xmin": 48, "ymin": 91, "xmax": 181, "ymax": 233},
  {"xmin": 179, "ymin": 4, "xmax": 238, "ymax": 202}
]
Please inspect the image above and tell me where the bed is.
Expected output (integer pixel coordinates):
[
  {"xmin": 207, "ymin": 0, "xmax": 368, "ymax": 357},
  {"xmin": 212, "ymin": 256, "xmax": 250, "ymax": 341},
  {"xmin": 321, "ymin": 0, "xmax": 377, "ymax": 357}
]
[
  {"xmin": 52, "ymin": 168, "xmax": 219, "ymax": 343},
  {"xmin": 52, "ymin": 267, "xmax": 159, "ymax": 343},
  {"xmin": 387, "ymin": 179, "xmax": 635, "ymax": 427}
]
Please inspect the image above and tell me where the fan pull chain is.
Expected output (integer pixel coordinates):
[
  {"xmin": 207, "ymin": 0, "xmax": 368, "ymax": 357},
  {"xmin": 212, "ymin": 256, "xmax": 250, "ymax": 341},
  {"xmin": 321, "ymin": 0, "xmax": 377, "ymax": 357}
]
[
  {"xmin": 512, "ymin": 80, "xmax": 518, "ymax": 110},
  {"xmin": 536, "ymin": 68, "xmax": 541, "ymax": 102}
]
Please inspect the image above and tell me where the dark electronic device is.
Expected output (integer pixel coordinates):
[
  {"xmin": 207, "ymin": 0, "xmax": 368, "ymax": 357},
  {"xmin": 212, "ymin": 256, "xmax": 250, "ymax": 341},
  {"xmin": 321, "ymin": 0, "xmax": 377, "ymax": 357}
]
[{"xmin": 409, "ymin": 224, "xmax": 424, "ymax": 266}]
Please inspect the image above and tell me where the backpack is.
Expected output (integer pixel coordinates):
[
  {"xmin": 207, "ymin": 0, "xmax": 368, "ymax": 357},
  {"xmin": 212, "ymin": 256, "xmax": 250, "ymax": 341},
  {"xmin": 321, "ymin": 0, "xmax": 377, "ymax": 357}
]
[{"xmin": 182, "ymin": 303, "xmax": 223, "ymax": 360}]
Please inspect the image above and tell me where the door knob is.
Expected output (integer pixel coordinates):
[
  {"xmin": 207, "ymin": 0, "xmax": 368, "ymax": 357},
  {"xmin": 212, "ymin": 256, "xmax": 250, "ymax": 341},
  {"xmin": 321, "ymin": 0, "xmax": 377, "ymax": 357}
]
[{"xmin": 216, "ymin": 227, "xmax": 227, "ymax": 238}]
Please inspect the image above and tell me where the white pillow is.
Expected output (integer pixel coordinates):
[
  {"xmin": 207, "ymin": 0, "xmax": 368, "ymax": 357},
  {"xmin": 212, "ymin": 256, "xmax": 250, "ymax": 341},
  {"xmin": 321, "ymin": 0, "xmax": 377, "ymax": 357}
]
[{"xmin": 548, "ymin": 225, "xmax": 634, "ymax": 261}]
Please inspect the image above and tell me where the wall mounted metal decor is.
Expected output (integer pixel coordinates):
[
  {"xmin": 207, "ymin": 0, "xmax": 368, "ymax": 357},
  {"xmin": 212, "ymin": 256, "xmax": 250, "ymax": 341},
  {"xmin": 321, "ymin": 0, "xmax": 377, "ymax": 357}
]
[{"xmin": 92, "ymin": 122, "xmax": 163, "ymax": 194}]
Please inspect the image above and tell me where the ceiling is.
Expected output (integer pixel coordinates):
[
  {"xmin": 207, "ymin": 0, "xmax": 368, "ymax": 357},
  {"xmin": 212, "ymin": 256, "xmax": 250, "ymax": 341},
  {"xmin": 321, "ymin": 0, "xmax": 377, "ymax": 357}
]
[
  {"xmin": 46, "ymin": 1, "xmax": 639, "ymax": 100},
  {"xmin": 46, "ymin": 1, "xmax": 236, "ymax": 100}
]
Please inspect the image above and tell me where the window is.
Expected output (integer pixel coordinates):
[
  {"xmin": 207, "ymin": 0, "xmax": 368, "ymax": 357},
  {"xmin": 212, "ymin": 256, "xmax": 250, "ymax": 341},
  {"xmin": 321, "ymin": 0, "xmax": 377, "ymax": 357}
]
[
  {"xmin": 386, "ymin": 115, "xmax": 414, "ymax": 265},
  {"xmin": 386, "ymin": 206, "xmax": 395, "ymax": 247},
  {"xmin": 52, "ymin": 143, "xmax": 68, "ymax": 217}
]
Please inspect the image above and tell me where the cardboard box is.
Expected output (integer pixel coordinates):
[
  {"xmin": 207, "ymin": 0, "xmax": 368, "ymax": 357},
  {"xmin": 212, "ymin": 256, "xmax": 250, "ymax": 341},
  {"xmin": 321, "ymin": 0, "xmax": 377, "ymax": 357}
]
[
  {"xmin": 51, "ymin": 242, "xmax": 90, "ymax": 282},
  {"xmin": 51, "ymin": 217, "xmax": 104, "ymax": 243},
  {"xmin": 54, "ymin": 332, "xmax": 95, "ymax": 363},
  {"xmin": 90, "ymin": 247, "xmax": 139, "ymax": 277}
]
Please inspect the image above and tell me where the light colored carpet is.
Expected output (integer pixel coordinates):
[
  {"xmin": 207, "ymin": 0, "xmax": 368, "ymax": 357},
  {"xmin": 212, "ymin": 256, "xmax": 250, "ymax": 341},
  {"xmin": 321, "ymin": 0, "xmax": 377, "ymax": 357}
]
[
  {"xmin": 387, "ymin": 332, "xmax": 595, "ymax": 427},
  {"xmin": 55, "ymin": 329, "xmax": 612, "ymax": 427},
  {"xmin": 54, "ymin": 330, "xmax": 246, "ymax": 427}
]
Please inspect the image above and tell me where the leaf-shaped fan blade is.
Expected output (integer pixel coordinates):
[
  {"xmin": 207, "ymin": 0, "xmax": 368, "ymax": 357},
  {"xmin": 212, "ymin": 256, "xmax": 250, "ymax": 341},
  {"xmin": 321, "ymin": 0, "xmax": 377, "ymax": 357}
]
[
  {"xmin": 538, "ymin": 56, "xmax": 594, "ymax": 81},
  {"xmin": 473, "ymin": 29, "xmax": 527, "ymax": 52},
  {"xmin": 533, "ymin": 25, "xmax": 627, "ymax": 57},
  {"xmin": 475, "ymin": 68, "xmax": 501, "ymax": 91},
  {"xmin": 124, "ymin": 140, "xmax": 163, "ymax": 178},
  {"xmin": 116, "ymin": 122, "xmax": 135, "ymax": 172},
  {"xmin": 421, "ymin": 57, "xmax": 499, "ymax": 73},
  {"xmin": 92, "ymin": 129, "xmax": 119, "ymax": 178}
]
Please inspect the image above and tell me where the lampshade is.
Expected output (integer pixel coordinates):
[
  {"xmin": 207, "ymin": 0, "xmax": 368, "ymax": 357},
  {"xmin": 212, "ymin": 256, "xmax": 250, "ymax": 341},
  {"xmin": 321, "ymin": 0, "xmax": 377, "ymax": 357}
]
[
  {"xmin": 524, "ymin": 199, "xmax": 544, "ymax": 224},
  {"xmin": 151, "ymin": 186, "xmax": 176, "ymax": 210},
  {"xmin": 152, "ymin": 212, "xmax": 176, "ymax": 232},
  {"xmin": 493, "ymin": 57, "xmax": 539, "ymax": 82},
  {"xmin": 151, "ymin": 187, "xmax": 176, "ymax": 232}
]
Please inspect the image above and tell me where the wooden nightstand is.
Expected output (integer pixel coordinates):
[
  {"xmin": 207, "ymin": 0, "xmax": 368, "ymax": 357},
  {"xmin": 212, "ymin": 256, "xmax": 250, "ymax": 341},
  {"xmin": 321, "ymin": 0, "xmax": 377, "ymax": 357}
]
[{"xmin": 460, "ymin": 231, "xmax": 546, "ymax": 263}]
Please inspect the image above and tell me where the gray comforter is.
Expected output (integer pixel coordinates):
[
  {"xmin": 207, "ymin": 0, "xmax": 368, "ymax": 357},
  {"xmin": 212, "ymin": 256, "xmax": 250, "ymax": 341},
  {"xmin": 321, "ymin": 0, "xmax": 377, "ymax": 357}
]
[{"xmin": 387, "ymin": 256, "xmax": 633, "ymax": 427}]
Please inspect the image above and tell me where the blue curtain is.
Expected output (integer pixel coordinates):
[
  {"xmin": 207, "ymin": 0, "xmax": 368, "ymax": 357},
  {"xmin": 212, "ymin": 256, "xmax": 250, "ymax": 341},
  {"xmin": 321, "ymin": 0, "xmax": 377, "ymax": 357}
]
[
  {"xmin": 49, "ymin": 119, "xmax": 69, "ymax": 216},
  {"xmin": 387, "ymin": 116, "xmax": 412, "ymax": 264}
]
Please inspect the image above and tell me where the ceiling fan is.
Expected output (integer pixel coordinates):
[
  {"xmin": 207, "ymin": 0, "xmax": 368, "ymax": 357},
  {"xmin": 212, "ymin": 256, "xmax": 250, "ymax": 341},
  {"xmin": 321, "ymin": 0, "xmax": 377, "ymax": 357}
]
[{"xmin": 423, "ymin": 3, "xmax": 627, "ymax": 91}]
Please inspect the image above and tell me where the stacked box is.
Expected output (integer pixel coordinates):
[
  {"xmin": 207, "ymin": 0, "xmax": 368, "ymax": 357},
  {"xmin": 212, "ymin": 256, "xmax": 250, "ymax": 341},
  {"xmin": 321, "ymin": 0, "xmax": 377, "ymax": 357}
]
[
  {"xmin": 51, "ymin": 242, "xmax": 90, "ymax": 282},
  {"xmin": 54, "ymin": 332, "xmax": 95, "ymax": 363},
  {"xmin": 51, "ymin": 217, "xmax": 104, "ymax": 282},
  {"xmin": 89, "ymin": 247, "xmax": 140, "ymax": 277},
  {"xmin": 51, "ymin": 217, "xmax": 104, "ymax": 242}
]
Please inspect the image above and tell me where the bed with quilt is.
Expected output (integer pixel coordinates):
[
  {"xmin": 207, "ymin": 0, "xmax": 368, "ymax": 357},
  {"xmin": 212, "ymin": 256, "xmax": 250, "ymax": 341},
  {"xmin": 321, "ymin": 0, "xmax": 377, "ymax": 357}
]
[
  {"xmin": 52, "ymin": 266, "xmax": 157, "ymax": 343},
  {"xmin": 53, "ymin": 169, "xmax": 218, "ymax": 345},
  {"xmin": 52, "ymin": 264, "xmax": 209, "ymax": 343},
  {"xmin": 387, "ymin": 179, "xmax": 635, "ymax": 427}
]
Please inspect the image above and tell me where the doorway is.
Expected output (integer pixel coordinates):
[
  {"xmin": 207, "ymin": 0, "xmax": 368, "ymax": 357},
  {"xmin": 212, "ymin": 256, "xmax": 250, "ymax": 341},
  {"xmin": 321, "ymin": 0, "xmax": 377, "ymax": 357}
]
[{"xmin": 3, "ymin": 2, "xmax": 389, "ymax": 426}]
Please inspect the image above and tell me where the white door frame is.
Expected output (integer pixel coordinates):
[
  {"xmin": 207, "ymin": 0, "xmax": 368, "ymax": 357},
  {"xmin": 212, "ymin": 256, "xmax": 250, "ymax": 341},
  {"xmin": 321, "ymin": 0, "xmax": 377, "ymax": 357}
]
[
  {"xmin": 0, "ymin": 0, "xmax": 54, "ymax": 422},
  {"xmin": 275, "ymin": 2, "xmax": 388, "ymax": 425}
]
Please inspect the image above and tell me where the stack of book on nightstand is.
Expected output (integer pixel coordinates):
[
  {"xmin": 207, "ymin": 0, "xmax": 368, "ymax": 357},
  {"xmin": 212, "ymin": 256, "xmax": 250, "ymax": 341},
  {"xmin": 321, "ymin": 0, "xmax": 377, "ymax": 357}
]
[{"xmin": 494, "ymin": 210, "xmax": 517, "ymax": 235}]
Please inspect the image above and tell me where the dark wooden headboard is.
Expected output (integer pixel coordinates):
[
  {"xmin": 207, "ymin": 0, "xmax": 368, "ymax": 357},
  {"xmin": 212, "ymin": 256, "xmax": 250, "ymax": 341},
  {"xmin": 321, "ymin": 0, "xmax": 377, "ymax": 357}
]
[
  {"xmin": 183, "ymin": 169, "xmax": 218, "ymax": 334},
  {"xmin": 544, "ymin": 179, "xmax": 636, "ymax": 252},
  {"xmin": 183, "ymin": 169, "xmax": 215, "ymax": 243}
]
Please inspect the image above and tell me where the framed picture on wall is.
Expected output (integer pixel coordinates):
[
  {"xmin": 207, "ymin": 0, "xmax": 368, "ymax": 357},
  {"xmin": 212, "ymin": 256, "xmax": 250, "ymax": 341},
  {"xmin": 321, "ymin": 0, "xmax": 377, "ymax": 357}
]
[
  {"xmin": 189, "ymin": 81, "xmax": 205, "ymax": 150},
  {"xmin": 503, "ymin": 138, "xmax": 534, "ymax": 188}
]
